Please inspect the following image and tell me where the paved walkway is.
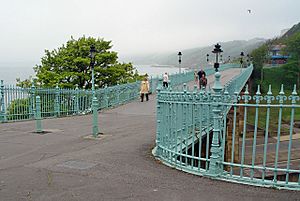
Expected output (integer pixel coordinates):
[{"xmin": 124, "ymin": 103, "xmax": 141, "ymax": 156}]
[{"xmin": 0, "ymin": 69, "xmax": 299, "ymax": 201}]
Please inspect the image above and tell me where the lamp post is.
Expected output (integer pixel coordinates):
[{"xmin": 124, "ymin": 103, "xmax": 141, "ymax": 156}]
[
  {"xmin": 90, "ymin": 45, "xmax": 96, "ymax": 97},
  {"xmin": 208, "ymin": 43, "xmax": 223, "ymax": 175},
  {"xmin": 246, "ymin": 54, "xmax": 250, "ymax": 66},
  {"xmin": 212, "ymin": 43, "xmax": 223, "ymax": 72},
  {"xmin": 206, "ymin": 54, "xmax": 209, "ymax": 62},
  {"xmin": 89, "ymin": 45, "xmax": 99, "ymax": 137},
  {"xmin": 240, "ymin": 51, "xmax": 244, "ymax": 72},
  {"xmin": 228, "ymin": 56, "xmax": 231, "ymax": 63},
  {"xmin": 178, "ymin": 51, "xmax": 182, "ymax": 74},
  {"xmin": 220, "ymin": 54, "xmax": 223, "ymax": 63}
]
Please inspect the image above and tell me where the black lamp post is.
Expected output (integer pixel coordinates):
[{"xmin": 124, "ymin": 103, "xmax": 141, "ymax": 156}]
[
  {"xmin": 212, "ymin": 43, "xmax": 223, "ymax": 72},
  {"xmin": 246, "ymin": 54, "xmax": 250, "ymax": 66},
  {"xmin": 178, "ymin": 51, "xmax": 182, "ymax": 74},
  {"xmin": 228, "ymin": 56, "xmax": 231, "ymax": 63},
  {"xmin": 240, "ymin": 51, "xmax": 244, "ymax": 71},
  {"xmin": 206, "ymin": 54, "xmax": 209, "ymax": 62}
]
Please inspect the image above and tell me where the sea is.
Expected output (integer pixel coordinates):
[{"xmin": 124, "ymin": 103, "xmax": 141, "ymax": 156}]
[{"xmin": 0, "ymin": 63, "xmax": 187, "ymax": 85}]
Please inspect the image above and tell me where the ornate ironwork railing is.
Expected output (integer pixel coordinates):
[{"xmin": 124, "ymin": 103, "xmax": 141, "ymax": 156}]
[
  {"xmin": 153, "ymin": 64, "xmax": 300, "ymax": 190},
  {"xmin": 0, "ymin": 64, "xmax": 238, "ymax": 123},
  {"xmin": 0, "ymin": 69, "xmax": 195, "ymax": 122}
]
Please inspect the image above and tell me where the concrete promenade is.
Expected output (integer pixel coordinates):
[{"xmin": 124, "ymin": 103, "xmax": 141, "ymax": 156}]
[{"xmin": 0, "ymin": 69, "xmax": 299, "ymax": 201}]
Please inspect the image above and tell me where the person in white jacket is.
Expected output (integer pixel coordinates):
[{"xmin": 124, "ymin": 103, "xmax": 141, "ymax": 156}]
[{"xmin": 163, "ymin": 72, "xmax": 169, "ymax": 88}]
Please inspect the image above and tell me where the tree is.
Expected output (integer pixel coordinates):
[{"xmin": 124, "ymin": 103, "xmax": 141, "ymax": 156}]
[
  {"xmin": 250, "ymin": 44, "xmax": 268, "ymax": 91},
  {"xmin": 18, "ymin": 36, "xmax": 139, "ymax": 88},
  {"xmin": 285, "ymin": 32, "xmax": 300, "ymax": 87}
]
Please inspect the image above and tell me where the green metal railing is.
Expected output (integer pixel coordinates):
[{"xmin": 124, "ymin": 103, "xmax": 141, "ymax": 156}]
[
  {"xmin": 0, "ymin": 64, "xmax": 239, "ymax": 123},
  {"xmin": 154, "ymin": 64, "xmax": 300, "ymax": 190},
  {"xmin": 0, "ymin": 68, "xmax": 197, "ymax": 122}
]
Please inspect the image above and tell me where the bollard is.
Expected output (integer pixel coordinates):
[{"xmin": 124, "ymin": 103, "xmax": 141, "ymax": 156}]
[
  {"xmin": 35, "ymin": 96, "xmax": 43, "ymax": 133},
  {"xmin": 92, "ymin": 96, "xmax": 99, "ymax": 137}
]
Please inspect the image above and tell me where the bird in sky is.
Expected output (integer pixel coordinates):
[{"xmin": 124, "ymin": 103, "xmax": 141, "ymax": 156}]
[{"xmin": 247, "ymin": 9, "xmax": 251, "ymax": 14}]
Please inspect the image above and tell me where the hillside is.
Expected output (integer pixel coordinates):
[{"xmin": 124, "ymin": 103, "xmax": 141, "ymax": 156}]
[
  {"xmin": 281, "ymin": 22, "xmax": 300, "ymax": 38},
  {"xmin": 125, "ymin": 38, "xmax": 266, "ymax": 68}
]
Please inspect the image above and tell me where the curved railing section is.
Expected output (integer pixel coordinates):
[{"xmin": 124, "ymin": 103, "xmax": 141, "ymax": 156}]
[{"xmin": 153, "ymin": 65, "xmax": 300, "ymax": 190}]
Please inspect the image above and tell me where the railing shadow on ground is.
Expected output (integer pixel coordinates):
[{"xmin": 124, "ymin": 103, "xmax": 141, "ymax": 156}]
[{"xmin": 153, "ymin": 64, "xmax": 300, "ymax": 190}]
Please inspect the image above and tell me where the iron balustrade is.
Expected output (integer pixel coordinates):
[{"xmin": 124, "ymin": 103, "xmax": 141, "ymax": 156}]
[
  {"xmin": 0, "ymin": 68, "xmax": 200, "ymax": 122},
  {"xmin": 154, "ymin": 64, "xmax": 300, "ymax": 190}
]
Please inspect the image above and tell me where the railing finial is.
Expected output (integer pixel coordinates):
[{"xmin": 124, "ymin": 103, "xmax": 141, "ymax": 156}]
[
  {"xmin": 212, "ymin": 72, "xmax": 223, "ymax": 93},
  {"xmin": 292, "ymin": 84, "xmax": 297, "ymax": 95},
  {"xmin": 279, "ymin": 84, "xmax": 284, "ymax": 95}
]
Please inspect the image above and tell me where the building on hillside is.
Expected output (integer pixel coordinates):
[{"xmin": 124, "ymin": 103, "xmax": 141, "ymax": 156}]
[{"xmin": 268, "ymin": 44, "xmax": 289, "ymax": 66}]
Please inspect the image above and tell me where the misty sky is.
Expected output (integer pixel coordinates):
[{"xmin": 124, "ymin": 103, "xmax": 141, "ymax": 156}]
[{"xmin": 1, "ymin": 0, "xmax": 300, "ymax": 64}]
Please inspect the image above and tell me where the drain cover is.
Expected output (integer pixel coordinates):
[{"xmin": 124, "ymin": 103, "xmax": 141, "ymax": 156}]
[{"xmin": 58, "ymin": 160, "xmax": 97, "ymax": 170}]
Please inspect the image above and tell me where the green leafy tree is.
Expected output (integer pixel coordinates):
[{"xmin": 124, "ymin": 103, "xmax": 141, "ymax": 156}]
[
  {"xmin": 286, "ymin": 32, "xmax": 300, "ymax": 87},
  {"xmin": 250, "ymin": 44, "xmax": 268, "ymax": 91},
  {"xmin": 18, "ymin": 36, "xmax": 139, "ymax": 88}
]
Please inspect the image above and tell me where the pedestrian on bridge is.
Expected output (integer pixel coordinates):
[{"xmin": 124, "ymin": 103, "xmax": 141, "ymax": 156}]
[
  {"xmin": 140, "ymin": 77, "xmax": 150, "ymax": 102},
  {"xmin": 197, "ymin": 69, "xmax": 206, "ymax": 89},
  {"xmin": 199, "ymin": 74, "xmax": 207, "ymax": 90},
  {"xmin": 194, "ymin": 70, "xmax": 198, "ymax": 85},
  {"xmin": 163, "ymin": 72, "xmax": 169, "ymax": 88}
]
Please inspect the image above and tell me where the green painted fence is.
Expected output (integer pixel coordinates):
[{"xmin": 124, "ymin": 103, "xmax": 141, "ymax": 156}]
[
  {"xmin": 0, "ymin": 64, "xmax": 238, "ymax": 123},
  {"xmin": 154, "ymin": 64, "xmax": 300, "ymax": 190}
]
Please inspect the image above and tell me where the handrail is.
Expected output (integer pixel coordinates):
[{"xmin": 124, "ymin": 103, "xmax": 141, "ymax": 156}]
[
  {"xmin": 0, "ymin": 69, "xmax": 194, "ymax": 122},
  {"xmin": 153, "ymin": 64, "xmax": 300, "ymax": 190}
]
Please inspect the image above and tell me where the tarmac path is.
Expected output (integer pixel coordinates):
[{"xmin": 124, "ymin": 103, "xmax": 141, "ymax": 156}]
[{"xmin": 0, "ymin": 68, "xmax": 299, "ymax": 201}]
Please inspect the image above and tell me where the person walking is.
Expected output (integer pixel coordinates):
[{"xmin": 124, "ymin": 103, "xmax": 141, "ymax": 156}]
[
  {"xmin": 199, "ymin": 74, "xmax": 207, "ymax": 89},
  {"xmin": 194, "ymin": 70, "xmax": 198, "ymax": 85},
  {"xmin": 163, "ymin": 72, "xmax": 169, "ymax": 88},
  {"xmin": 197, "ymin": 69, "xmax": 206, "ymax": 89},
  {"xmin": 140, "ymin": 77, "xmax": 150, "ymax": 102}
]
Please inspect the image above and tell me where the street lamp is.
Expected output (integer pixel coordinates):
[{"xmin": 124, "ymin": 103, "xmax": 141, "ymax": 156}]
[
  {"xmin": 240, "ymin": 51, "xmax": 244, "ymax": 72},
  {"xmin": 246, "ymin": 54, "xmax": 250, "ymax": 66},
  {"xmin": 212, "ymin": 43, "xmax": 223, "ymax": 72},
  {"xmin": 228, "ymin": 56, "xmax": 231, "ymax": 63},
  {"xmin": 178, "ymin": 51, "xmax": 182, "ymax": 74},
  {"xmin": 89, "ymin": 44, "xmax": 99, "ymax": 137},
  {"xmin": 220, "ymin": 54, "xmax": 223, "ymax": 63},
  {"xmin": 206, "ymin": 54, "xmax": 209, "ymax": 62}
]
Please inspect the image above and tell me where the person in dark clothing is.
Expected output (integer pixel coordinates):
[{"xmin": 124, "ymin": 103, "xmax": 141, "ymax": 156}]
[
  {"xmin": 197, "ymin": 69, "xmax": 206, "ymax": 88},
  {"xmin": 199, "ymin": 74, "xmax": 207, "ymax": 89}
]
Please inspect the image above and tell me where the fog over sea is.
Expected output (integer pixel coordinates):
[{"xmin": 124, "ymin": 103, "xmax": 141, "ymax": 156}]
[{"xmin": 0, "ymin": 63, "xmax": 186, "ymax": 85}]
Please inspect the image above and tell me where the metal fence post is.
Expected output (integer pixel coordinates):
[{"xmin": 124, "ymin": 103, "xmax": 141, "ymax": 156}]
[
  {"xmin": 0, "ymin": 80, "xmax": 6, "ymax": 122},
  {"xmin": 29, "ymin": 83, "xmax": 36, "ymax": 119},
  {"xmin": 208, "ymin": 72, "xmax": 223, "ymax": 176},
  {"xmin": 154, "ymin": 79, "xmax": 163, "ymax": 156},
  {"xmin": 104, "ymin": 84, "xmax": 108, "ymax": 107},
  {"xmin": 54, "ymin": 84, "xmax": 60, "ymax": 117},
  {"xmin": 35, "ymin": 95, "xmax": 43, "ymax": 133},
  {"xmin": 116, "ymin": 84, "xmax": 120, "ymax": 105},
  {"xmin": 150, "ymin": 76, "xmax": 153, "ymax": 93},
  {"xmin": 75, "ymin": 84, "xmax": 79, "ymax": 114}
]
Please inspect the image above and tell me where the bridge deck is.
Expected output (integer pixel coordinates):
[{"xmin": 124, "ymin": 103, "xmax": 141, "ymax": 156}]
[{"xmin": 0, "ymin": 68, "xmax": 299, "ymax": 200}]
